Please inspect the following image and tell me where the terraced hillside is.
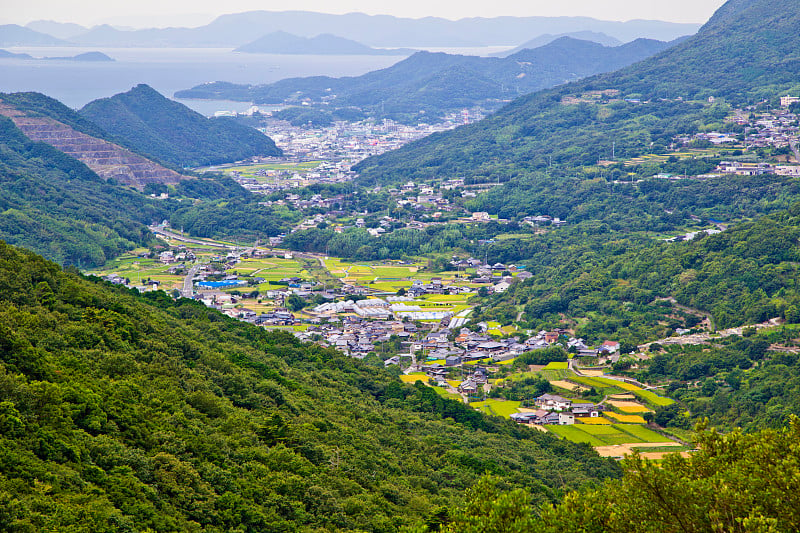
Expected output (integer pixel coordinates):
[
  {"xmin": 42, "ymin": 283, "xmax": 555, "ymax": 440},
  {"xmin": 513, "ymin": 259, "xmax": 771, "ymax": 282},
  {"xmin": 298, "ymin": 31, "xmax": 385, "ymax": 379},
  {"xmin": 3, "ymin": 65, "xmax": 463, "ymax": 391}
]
[{"xmin": 0, "ymin": 100, "xmax": 187, "ymax": 189}]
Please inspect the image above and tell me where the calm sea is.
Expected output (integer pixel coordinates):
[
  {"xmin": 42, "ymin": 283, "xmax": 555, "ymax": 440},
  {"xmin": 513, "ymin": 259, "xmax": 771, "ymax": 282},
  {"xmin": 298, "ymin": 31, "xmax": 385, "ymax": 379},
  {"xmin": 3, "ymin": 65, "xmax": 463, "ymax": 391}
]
[{"xmin": 0, "ymin": 46, "xmax": 408, "ymax": 116}]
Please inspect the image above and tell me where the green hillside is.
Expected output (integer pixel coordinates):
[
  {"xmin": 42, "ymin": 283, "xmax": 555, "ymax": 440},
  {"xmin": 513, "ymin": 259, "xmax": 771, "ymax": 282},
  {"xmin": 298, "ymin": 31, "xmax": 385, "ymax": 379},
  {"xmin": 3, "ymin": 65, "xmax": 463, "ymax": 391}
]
[
  {"xmin": 0, "ymin": 242, "xmax": 619, "ymax": 531},
  {"xmin": 0, "ymin": 116, "xmax": 167, "ymax": 267},
  {"xmin": 423, "ymin": 422, "xmax": 800, "ymax": 532},
  {"xmin": 80, "ymin": 84, "xmax": 282, "ymax": 168},
  {"xmin": 176, "ymin": 37, "xmax": 676, "ymax": 122},
  {"xmin": 353, "ymin": 0, "xmax": 800, "ymax": 182}
]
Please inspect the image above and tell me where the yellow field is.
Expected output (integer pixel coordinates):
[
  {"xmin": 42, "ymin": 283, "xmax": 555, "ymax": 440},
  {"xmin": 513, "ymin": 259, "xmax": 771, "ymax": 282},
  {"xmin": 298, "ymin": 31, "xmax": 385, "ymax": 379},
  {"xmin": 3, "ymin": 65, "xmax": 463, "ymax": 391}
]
[
  {"xmin": 400, "ymin": 373, "xmax": 427, "ymax": 383},
  {"xmin": 608, "ymin": 400, "xmax": 652, "ymax": 413},
  {"xmin": 606, "ymin": 412, "xmax": 647, "ymax": 424},
  {"xmin": 550, "ymin": 380, "xmax": 589, "ymax": 392},
  {"xmin": 595, "ymin": 378, "xmax": 641, "ymax": 391},
  {"xmin": 579, "ymin": 417, "xmax": 613, "ymax": 425}
]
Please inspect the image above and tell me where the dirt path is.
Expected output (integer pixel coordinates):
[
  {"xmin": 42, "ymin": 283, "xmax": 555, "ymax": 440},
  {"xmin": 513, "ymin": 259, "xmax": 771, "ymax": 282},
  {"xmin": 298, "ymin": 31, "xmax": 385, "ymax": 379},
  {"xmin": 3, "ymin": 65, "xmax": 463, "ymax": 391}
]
[{"xmin": 594, "ymin": 442, "xmax": 683, "ymax": 457}]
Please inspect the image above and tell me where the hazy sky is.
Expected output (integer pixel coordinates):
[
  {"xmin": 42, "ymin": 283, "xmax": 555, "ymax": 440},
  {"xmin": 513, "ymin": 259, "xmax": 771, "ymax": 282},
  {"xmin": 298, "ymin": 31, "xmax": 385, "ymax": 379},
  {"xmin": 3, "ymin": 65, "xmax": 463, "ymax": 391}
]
[{"xmin": 3, "ymin": 0, "xmax": 728, "ymax": 27}]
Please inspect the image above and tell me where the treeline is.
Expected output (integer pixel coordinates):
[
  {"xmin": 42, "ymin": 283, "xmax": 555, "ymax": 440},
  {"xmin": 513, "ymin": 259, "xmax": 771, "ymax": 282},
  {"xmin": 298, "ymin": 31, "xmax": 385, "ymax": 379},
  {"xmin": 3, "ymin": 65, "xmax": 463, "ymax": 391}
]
[{"xmin": 0, "ymin": 242, "xmax": 620, "ymax": 531}]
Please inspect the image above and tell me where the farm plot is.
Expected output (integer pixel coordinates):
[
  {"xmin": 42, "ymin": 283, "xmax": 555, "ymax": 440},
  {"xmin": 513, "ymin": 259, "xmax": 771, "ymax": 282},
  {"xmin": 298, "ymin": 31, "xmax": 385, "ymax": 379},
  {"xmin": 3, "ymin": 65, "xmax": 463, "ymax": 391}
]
[
  {"xmin": 633, "ymin": 389, "xmax": 675, "ymax": 406},
  {"xmin": 615, "ymin": 424, "xmax": 671, "ymax": 442},
  {"xmin": 547, "ymin": 422, "xmax": 672, "ymax": 447},
  {"xmin": 550, "ymin": 380, "xmax": 589, "ymax": 392},
  {"xmin": 546, "ymin": 426, "xmax": 605, "ymax": 446},
  {"xmin": 470, "ymin": 400, "xmax": 522, "ymax": 418},
  {"xmin": 608, "ymin": 400, "xmax": 652, "ymax": 413},
  {"xmin": 578, "ymin": 417, "xmax": 613, "ymax": 425},
  {"xmin": 606, "ymin": 412, "xmax": 647, "ymax": 424}
]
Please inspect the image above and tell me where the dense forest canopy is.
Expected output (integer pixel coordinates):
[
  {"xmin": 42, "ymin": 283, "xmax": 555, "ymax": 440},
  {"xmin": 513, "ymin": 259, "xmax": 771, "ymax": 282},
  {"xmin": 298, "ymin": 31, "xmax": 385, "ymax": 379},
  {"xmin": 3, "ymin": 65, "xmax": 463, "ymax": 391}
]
[
  {"xmin": 80, "ymin": 84, "xmax": 282, "ymax": 168},
  {"xmin": 410, "ymin": 419, "xmax": 800, "ymax": 532}
]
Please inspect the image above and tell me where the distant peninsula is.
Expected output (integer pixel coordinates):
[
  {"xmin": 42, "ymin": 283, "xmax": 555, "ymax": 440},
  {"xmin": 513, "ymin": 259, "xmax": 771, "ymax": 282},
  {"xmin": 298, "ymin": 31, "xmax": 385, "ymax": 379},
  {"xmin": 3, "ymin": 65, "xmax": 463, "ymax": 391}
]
[
  {"xmin": 234, "ymin": 31, "xmax": 415, "ymax": 56},
  {"xmin": 44, "ymin": 51, "xmax": 114, "ymax": 62},
  {"xmin": 0, "ymin": 49, "xmax": 114, "ymax": 61}
]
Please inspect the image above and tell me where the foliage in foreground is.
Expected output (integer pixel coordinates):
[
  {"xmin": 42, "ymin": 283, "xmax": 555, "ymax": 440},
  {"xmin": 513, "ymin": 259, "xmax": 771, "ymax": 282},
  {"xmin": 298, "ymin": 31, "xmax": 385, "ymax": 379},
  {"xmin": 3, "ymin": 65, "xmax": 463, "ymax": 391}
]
[
  {"xmin": 0, "ymin": 242, "xmax": 619, "ymax": 531},
  {"xmin": 412, "ymin": 418, "xmax": 800, "ymax": 532}
]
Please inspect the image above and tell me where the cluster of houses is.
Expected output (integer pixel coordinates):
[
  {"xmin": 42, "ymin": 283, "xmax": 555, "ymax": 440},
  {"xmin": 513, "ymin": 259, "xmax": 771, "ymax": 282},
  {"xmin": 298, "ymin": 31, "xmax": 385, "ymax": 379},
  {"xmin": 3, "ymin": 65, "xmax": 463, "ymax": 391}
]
[
  {"xmin": 294, "ymin": 316, "xmax": 419, "ymax": 358},
  {"xmin": 158, "ymin": 246, "xmax": 196, "ymax": 265},
  {"xmin": 510, "ymin": 394, "xmax": 605, "ymax": 426},
  {"xmin": 715, "ymin": 161, "xmax": 800, "ymax": 176}
]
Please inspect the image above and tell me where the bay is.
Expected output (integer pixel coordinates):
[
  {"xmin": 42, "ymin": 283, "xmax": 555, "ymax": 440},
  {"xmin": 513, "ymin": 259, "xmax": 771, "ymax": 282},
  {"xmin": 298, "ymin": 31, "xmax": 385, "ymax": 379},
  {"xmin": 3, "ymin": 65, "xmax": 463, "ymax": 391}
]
[{"xmin": 0, "ymin": 46, "xmax": 405, "ymax": 115}]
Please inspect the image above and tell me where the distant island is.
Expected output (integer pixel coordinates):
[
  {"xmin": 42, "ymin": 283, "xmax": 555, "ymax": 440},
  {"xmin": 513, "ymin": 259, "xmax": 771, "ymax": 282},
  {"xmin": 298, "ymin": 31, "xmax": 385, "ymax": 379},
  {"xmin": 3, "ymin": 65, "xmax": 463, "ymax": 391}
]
[
  {"xmin": 0, "ymin": 49, "xmax": 114, "ymax": 61},
  {"xmin": 491, "ymin": 31, "xmax": 622, "ymax": 57},
  {"xmin": 235, "ymin": 31, "xmax": 416, "ymax": 56}
]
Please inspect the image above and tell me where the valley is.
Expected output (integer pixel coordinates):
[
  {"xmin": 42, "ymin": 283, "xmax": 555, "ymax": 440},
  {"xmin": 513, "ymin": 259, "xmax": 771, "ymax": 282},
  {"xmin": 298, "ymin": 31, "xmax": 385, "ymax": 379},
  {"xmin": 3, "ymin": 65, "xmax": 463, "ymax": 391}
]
[{"xmin": 2, "ymin": 0, "xmax": 800, "ymax": 530}]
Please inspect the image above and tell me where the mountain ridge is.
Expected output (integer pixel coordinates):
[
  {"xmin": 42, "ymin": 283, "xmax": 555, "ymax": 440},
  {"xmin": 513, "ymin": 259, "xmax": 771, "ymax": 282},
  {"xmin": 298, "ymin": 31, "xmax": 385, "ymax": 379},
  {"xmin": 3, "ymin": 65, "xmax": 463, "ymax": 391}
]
[
  {"xmin": 353, "ymin": 0, "xmax": 800, "ymax": 181},
  {"xmin": 79, "ymin": 84, "xmax": 282, "ymax": 168},
  {"xmin": 177, "ymin": 36, "xmax": 679, "ymax": 122},
  {"xmin": 52, "ymin": 11, "xmax": 698, "ymax": 48}
]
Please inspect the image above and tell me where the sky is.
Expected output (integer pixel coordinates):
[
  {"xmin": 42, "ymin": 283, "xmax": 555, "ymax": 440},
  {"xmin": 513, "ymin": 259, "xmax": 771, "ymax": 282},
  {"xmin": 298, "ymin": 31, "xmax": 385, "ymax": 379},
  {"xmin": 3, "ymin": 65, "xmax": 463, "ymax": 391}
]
[{"xmin": 2, "ymin": 0, "xmax": 728, "ymax": 27}]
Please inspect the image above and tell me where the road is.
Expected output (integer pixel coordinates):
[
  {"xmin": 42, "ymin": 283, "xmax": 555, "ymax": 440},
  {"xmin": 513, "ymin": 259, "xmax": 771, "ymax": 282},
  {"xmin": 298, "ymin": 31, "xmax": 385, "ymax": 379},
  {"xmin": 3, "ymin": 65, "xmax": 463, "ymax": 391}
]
[
  {"xmin": 150, "ymin": 226, "xmax": 239, "ymax": 249},
  {"xmin": 181, "ymin": 263, "xmax": 202, "ymax": 298},
  {"xmin": 151, "ymin": 226, "xmax": 329, "ymax": 269}
]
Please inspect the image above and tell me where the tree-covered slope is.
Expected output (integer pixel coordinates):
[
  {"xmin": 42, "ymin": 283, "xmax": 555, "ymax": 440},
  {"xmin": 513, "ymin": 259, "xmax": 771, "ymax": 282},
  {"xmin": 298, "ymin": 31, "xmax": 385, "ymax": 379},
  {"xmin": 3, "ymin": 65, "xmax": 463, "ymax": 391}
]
[
  {"xmin": 469, "ymin": 200, "xmax": 800, "ymax": 346},
  {"xmin": 176, "ymin": 37, "xmax": 676, "ymax": 121},
  {"xmin": 353, "ymin": 0, "xmax": 800, "ymax": 183},
  {"xmin": 80, "ymin": 84, "xmax": 282, "ymax": 168},
  {"xmin": 0, "ymin": 242, "xmax": 620, "ymax": 531},
  {"xmin": 416, "ymin": 421, "xmax": 800, "ymax": 532},
  {"xmin": 0, "ymin": 116, "xmax": 167, "ymax": 267}
]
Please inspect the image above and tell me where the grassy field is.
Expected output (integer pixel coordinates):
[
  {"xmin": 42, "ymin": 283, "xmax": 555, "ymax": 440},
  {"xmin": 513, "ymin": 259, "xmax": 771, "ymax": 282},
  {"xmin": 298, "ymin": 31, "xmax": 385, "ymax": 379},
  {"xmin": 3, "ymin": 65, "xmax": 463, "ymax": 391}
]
[
  {"xmin": 547, "ymin": 422, "xmax": 671, "ymax": 446},
  {"xmin": 578, "ymin": 424, "xmax": 622, "ymax": 436},
  {"xmin": 539, "ymin": 368, "xmax": 571, "ymax": 381},
  {"xmin": 470, "ymin": 399, "xmax": 522, "ymax": 418},
  {"xmin": 633, "ymin": 389, "xmax": 675, "ymax": 406},
  {"xmin": 615, "ymin": 424, "xmax": 670, "ymax": 442},
  {"xmin": 432, "ymin": 387, "xmax": 464, "ymax": 402},
  {"xmin": 543, "ymin": 362, "xmax": 568, "ymax": 370},
  {"xmin": 400, "ymin": 373, "xmax": 428, "ymax": 384},
  {"xmin": 546, "ymin": 425, "xmax": 605, "ymax": 446}
]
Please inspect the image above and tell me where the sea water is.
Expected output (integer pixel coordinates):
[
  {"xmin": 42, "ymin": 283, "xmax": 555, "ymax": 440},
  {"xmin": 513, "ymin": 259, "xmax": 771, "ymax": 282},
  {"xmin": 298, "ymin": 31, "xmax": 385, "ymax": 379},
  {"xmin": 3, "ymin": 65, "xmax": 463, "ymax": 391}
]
[{"xmin": 0, "ymin": 46, "xmax": 406, "ymax": 115}]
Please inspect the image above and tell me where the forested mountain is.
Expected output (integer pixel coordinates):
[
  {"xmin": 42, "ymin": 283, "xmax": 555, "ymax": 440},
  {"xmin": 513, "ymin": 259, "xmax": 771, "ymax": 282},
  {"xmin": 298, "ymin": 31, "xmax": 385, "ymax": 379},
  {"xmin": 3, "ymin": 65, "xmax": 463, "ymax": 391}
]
[
  {"xmin": 177, "ymin": 37, "xmax": 677, "ymax": 121},
  {"xmin": 0, "ymin": 89, "xmax": 297, "ymax": 267},
  {"xmin": 80, "ymin": 84, "xmax": 282, "ymax": 168},
  {"xmin": 0, "ymin": 242, "xmax": 619, "ymax": 530},
  {"xmin": 0, "ymin": 116, "xmax": 167, "ymax": 267},
  {"xmin": 353, "ymin": 0, "xmax": 800, "ymax": 183}
]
